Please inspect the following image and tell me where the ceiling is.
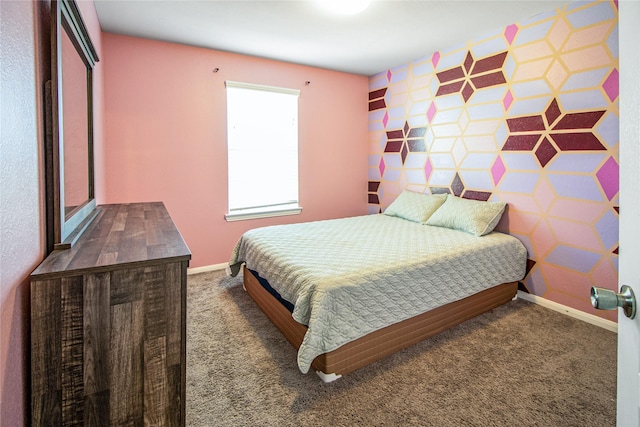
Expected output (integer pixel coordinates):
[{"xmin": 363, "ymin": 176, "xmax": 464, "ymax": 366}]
[{"xmin": 94, "ymin": 0, "xmax": 570, "ymax": 76}]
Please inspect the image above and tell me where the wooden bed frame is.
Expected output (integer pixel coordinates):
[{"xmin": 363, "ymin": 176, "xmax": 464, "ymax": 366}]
[{"xmin": 243, "ymin": 266, "xmax": 518, "ymax": 381}]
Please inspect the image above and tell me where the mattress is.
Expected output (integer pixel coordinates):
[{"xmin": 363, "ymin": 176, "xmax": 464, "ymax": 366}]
[{"xmin": 229, "ymin": 214, "xmax": 527, "ymax": 373}]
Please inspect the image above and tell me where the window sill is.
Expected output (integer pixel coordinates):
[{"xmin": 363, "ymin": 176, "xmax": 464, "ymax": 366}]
[{"xmin": 225, "ymin": 206, "xmax": 302, "ymax": 222}]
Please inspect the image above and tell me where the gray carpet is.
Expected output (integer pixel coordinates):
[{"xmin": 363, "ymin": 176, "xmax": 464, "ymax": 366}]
[{"xmin": 186, "ymin": 270, "xmax": 617, "ymax": 426}]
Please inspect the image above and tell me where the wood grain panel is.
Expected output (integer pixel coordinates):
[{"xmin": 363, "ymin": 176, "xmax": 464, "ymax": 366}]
[
  {"xmin": 31, "ymin": 279, "xmax": 62, "ymax": 425},
  {"xmin": 109, "ymin": 303, "xmax": 133, "ymax": 425},
  {"xmin": 83, "ymin": 390, "xmax": 109, "ymax": 426},
  {"xmin": 32, "ymin": 202, "xmax": 191, "ymax": 279},
  {"xmin": 144, "ymin": 337, "xmax": 169, "ymax": 426},
  {"xmin": 60, "ymin": 276, "xmax": 84, "ymax": 425},
  {"xmin": 179, "ymin": 260, "xmax": 188, "ymax": 427},
  {"xmin": 83, "ymin": 273, "xmax": 110, "ymax": 396},
  {"xmin": 166, "ymin": 262, "xmax": 182, "ymax": 366},
  {"xmin": 111, "ymin": 205, "xmax": 127, "ymax": 232},
  {"xmin": 144, "ymin": 205, "xmax": 163, "ymax": 246},
  {"xmin": 121, "ymin": 214, "xmax": 147, "ymax": 262},
  {"xmin": 31, "ymin": 203, "xmax": 190, "ymax": 426},
  {"xmin": 110, "ymin": 266, "xmax": 144, "ymax": 305},
  {"xmin": 110, "ymin": 302, "xmax": 135, "ymax": 425},
  {"xmin": 167, "ymin": 364, "xmax": 182, "ymax": 426},
  {"xmin": 131, "ymin": 299, "xmax": 145, "ymax": 426},
  {"xmin": 144, "ymin": 265, "xmax": 167, "ymax": 340}
]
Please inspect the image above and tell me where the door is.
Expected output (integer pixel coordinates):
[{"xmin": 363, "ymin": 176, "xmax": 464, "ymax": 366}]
[{"xmin": 617, "ymin": 1, "xmax": 640, "ymax": 425}]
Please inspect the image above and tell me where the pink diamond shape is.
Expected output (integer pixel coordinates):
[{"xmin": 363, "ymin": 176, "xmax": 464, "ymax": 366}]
[
  {"xmin": 503, "ymin": 90, "xmax": 513, "ymax": 111},
  {"xmin": 424, "ymin": 158, "xmax": 433, "ymax": 182},
  {"xmin": 427, "ymin": 102, "xmax": 437, "ymax": 123},
  {"xmin": 382, "ymin": 111, "xmax": 389, "ymax": 128},
  {"xmin": 379, "ymin": 157, "xmax": 386, "ymax": 177},
  {"xmin": 491, "ymin": 156, "xmax": 506, "ymax": 185},
  {"xmin": 386, "ymin": 70, "xmax": 392, "ymax": 82},
  {"xmin": 596, "ymin": 156, "xmax": 619, "ymax": 201},
  {"xmin": 504, "ymin": 24, "xmax": 518, "ymax": 45},
  {"xmin": 431, "ymin": 52, "xmax": 440, "ymax": 69},
  {"xmin": 603, "ymin": 68, "xmax": 619, "ymax": 102}
]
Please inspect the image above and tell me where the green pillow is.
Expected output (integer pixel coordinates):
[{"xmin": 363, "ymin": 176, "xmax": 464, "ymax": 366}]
[
  {"xmin": 426, "ymin": 194, "xmax": 506, "ymax": 236},
  {"xmin": 384, "ymin": 191, "xmax": 447, "ymax": 223}
]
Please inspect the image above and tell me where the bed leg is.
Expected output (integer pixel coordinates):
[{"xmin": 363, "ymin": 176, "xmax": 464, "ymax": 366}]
[{"xmin": 316, "ymin": 371, "xmax": 342, "ymax": 383}]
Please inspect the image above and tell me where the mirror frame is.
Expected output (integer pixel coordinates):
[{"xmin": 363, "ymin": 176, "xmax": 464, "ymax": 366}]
[{"xmin": 47, "ymin": 0, "xmax": 99, "ymax": 250}]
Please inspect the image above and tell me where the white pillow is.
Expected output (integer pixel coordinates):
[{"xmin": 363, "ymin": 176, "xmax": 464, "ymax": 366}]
[
  {"xmin": 383, "ymin": 191, "xmax": 447, "ymax": 223},
  {"xmin": 426, "ymin": 194, "xmax": 506, "ymax": 236}
]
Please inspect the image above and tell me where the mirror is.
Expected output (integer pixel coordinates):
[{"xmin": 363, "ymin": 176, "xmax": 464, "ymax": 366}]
[
  {"xmin": 61, "ymin": 25, "xmax": 90, "ymax": 219},
  {"xmin": 48, "ymin": 0, "xmax": 99, "ymax": 250}
]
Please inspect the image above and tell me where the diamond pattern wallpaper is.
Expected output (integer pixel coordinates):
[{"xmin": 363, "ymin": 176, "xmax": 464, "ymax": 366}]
[{"xmin": 368, "ymin": 0, "xmax": 619, "ymax": 320}]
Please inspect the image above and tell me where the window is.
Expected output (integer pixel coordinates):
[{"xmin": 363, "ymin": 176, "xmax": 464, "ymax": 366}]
[{"xmin": 224, "ymin": 81, "xmax": 301, "ymax": 221}]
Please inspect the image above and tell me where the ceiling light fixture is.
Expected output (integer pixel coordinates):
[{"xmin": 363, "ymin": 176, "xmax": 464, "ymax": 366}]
[{"xmin": 315, "ymin": 0, "xmax": 371, "ymax": 16}]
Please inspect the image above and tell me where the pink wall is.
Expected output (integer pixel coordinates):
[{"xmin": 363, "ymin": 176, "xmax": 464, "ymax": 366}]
[
  {"xmin": 0, "ymin": 3, "xmax": 44, "ymax": 424},
  {"xmin": 102, "ymin": 33, "xmax": 369, "ymax": 268},
  {"xmin": 0, "ymin": 1, "xmax": 104, "ymax": 424}
]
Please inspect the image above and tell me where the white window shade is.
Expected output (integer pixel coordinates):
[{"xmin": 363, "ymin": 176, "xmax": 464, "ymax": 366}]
[{"xmin": 225, "ymin": 81, "xmax": 301, "ymax": 221}]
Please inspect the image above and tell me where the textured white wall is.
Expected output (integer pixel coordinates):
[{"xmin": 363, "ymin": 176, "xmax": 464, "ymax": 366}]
[{"xmin": 0, "ymin": 0, "xmax": 45, "ymax": 424}]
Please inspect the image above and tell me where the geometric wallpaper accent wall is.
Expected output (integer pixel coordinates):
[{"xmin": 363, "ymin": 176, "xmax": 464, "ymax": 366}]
[{"xmin": 368, "ymin": 0, "xmax": 619, "ymax": 320}]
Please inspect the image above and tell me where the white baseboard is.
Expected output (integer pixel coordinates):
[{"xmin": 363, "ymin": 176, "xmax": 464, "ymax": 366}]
[
  {"xmin": 517, "ymin": 290, "xmax": 617, "ymax": 333},
  {"xmin": 187, "ymin": 263, "xmax": 229, "ymax": 275}
]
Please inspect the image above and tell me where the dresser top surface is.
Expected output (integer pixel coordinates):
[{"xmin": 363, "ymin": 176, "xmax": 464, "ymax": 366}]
[{"xmin": 33, "ymin": 202, "xmax": 191, "ymax": 278}]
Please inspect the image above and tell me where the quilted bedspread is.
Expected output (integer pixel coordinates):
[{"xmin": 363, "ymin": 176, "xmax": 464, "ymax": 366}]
[{"xmin": 228, "ymin": 214, "xmax": 527, "ymax": 374}]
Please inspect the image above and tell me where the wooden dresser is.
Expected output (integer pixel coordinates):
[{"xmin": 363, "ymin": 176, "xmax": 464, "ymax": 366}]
[{"xmin": 31, "ymin": 202, "xmax": 191, "ymax": 426}]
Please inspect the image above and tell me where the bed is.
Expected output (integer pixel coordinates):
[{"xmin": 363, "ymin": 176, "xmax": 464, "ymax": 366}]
[{"xmin": 228, "ymin": 192, "xmax": 528, "ymax": 381}]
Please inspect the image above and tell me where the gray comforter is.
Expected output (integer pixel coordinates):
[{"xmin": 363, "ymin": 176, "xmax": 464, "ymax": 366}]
[{"xmin": 229, "ymin": 214, "xmax": 527, "ymax": 373}]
